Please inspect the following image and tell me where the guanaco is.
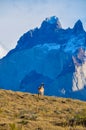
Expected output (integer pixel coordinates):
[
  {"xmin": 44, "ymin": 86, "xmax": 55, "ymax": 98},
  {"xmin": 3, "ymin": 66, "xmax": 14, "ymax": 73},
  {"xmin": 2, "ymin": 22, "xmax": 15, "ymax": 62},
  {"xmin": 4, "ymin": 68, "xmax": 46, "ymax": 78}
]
[{"xmin": 38, "ymin": 83, "xmax": 44, "ymax": 96}]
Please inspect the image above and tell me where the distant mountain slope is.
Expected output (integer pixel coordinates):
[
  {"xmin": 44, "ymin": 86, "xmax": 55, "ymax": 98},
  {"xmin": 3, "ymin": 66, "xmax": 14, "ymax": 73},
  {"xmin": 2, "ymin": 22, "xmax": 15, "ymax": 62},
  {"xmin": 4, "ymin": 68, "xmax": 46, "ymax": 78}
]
[
  {"xmin": 0, "ymin": 16, "xmax": 86, "ymax": 100},
  {"xmin": 0, "ymin": 44, "xmax": 7, "ymax": 58}
]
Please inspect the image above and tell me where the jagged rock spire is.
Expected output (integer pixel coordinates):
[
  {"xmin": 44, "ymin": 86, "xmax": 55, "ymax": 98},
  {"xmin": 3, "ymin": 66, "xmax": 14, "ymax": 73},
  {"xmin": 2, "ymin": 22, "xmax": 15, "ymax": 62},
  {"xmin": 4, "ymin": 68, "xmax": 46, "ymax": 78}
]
[
  {"xmin": 40, "ymin": 16, "xmax": 62, "ymax": 31},
  {"xmin": 73, "ymin": 20, "xmax": 84, "ymax": 33},
  {"xmin": 45, "ymin": 16, "xmax": 62, "ymax": 28}
]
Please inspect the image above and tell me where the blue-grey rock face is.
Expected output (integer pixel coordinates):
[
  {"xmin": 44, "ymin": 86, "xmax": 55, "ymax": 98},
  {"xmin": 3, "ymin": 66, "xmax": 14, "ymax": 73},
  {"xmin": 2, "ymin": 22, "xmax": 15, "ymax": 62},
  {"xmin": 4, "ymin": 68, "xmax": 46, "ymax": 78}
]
[{"xmin": 0, "ymin": 16, "xmax": 86, "ymax": 100}]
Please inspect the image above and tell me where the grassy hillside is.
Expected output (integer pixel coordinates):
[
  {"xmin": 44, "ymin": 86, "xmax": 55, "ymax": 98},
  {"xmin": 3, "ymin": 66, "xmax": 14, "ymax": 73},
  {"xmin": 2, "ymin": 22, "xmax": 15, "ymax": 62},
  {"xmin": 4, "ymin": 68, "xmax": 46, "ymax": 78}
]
[{"xmin": 0, "ymin": 89, "xmax": 86, "ymax": 130}]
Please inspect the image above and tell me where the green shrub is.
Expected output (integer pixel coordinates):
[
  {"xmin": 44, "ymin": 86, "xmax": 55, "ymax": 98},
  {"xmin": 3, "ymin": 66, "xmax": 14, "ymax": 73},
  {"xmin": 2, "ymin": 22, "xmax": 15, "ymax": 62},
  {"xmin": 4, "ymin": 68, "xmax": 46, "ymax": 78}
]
[{"xmin": 9, "ymin": 123, "xmax": 22, "ymax": 130}]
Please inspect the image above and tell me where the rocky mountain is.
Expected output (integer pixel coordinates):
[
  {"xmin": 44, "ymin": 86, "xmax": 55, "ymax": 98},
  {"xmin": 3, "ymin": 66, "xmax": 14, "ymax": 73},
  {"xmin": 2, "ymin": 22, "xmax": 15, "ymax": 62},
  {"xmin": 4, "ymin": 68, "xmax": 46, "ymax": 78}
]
[{"xmin": 0, "ymin": 16, "xmax": 86, "ymax": 100}]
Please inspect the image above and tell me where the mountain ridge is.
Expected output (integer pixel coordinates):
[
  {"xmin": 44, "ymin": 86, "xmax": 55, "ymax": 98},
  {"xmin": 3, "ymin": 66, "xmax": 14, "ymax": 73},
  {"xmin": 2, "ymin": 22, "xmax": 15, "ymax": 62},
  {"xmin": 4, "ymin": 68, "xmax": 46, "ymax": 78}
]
[{"xmin": 6, "ymin": 16, "xmax": 85, "ymax": 54}]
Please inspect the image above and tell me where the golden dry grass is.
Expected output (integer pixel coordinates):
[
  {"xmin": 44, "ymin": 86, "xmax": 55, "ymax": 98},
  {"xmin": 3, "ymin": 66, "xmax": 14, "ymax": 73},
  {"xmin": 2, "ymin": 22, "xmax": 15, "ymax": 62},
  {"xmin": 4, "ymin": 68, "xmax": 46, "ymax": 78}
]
[{"xmin": 0, "ymin": 89, "xmax": 86, "ymax": 130}]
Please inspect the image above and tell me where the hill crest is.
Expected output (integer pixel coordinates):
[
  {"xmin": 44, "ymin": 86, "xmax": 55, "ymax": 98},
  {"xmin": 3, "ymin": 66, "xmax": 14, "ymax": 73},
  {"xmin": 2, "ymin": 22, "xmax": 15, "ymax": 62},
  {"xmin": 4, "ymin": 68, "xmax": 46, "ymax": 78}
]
[{"xmin": 0, "ymin": 89, "xmax": 86, "ymax": 130}]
